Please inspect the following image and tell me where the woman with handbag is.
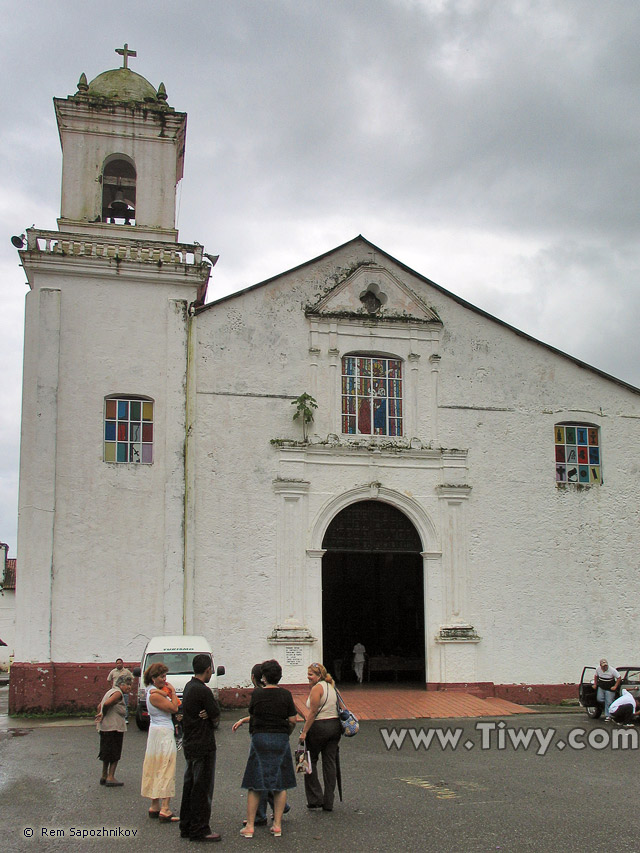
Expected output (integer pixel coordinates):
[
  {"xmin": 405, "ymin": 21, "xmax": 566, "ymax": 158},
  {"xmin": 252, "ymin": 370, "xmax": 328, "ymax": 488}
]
[
  {"xmin": 299, "ymin": 662, "xmax": 342, "ymax": 812},
  {"xmin": 236, "ymin": 659, "xmax": 297, "ymax": 838}
]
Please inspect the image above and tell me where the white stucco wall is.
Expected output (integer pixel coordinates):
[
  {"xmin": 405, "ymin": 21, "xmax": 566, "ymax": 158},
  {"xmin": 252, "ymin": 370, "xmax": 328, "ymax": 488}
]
[
  {"xmin": 191, "ymin": 239, "xmax": 640, "ymax": 688},
  {"xmin": 15, "ymin": 252, "xmax": 201, "ymax": 666}
]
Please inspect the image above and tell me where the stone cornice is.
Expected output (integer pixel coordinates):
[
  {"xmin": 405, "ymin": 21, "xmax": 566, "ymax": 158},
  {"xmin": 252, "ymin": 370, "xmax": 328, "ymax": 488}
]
[
  {"xmin": 19, "ymin": 228, "xmax": 211, "ymax": 291},
  {"xmin": 272, "ymin": 478, "xmax": 311, "ymax": 496},
  {"xmin": 436, "ymin": 485, "xmax": 472, "ymax": 499},
  {"xmin": 273, "ymin": 438, "xmax": 468, "ymax": 461}
]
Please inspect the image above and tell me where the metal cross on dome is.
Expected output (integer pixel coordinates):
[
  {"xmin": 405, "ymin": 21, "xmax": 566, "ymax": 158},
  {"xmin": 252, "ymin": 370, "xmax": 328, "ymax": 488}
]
[{"xmin": 115, "ymin": 43, "xmax": 137, "ymax": 69}]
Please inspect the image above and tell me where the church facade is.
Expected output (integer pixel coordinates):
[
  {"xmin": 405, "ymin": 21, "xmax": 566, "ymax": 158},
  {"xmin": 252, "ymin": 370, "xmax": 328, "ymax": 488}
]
[{"xmin": 10, "ymin": 56, "xmax": 640, "ymax": 712}]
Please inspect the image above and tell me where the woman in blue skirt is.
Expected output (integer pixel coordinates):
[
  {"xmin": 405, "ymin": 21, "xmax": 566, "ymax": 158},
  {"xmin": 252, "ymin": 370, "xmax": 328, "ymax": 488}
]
[{"xmin": 235, "ymin": 659, "xmax": 297, "ymax": 838}]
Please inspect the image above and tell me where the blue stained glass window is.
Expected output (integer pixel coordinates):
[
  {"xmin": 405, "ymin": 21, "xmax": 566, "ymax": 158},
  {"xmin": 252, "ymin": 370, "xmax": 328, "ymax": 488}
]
[
  {"xmin": 105, "ymin": 397, "xmax": 153, "ymax": 464},
  {"xmin": 342, "ymin": 355, "xmax": 403, "ymax": 436},
  {"xmin": 555, "ymin": 423, "xmax": 601, "ymax": 485}
]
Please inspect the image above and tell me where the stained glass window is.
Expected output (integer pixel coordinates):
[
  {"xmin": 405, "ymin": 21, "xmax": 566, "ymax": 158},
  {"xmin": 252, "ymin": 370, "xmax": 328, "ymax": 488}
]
[
  {"xmin": 554, "ymin": 424, "xmax": 600, "ymax": 484},
  {"xmin": 104, "ymin": 397, "xmax": 153, "ymax": 464},
  {"xmin": 341, "ymin": 356, "xmax": 403, "ymax": 436}
]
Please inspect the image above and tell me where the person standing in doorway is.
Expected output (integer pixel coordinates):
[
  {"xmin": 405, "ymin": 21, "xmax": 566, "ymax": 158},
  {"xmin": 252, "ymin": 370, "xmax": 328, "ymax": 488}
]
[
  {"xmin": 352, "ymin": 642, "xmax": 366, "ymax": 684},
  {"xmin": 179, "ymin": 654, "xmax": 222, "ymax": 843}
]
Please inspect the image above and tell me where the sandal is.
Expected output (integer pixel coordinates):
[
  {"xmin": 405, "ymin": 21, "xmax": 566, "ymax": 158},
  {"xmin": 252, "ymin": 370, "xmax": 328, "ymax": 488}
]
[
  {"xmin": 239, "ymin": 827, "xmax": 254, "ymax": 838},
  {"xmin": 158, "ymin": 812, "xmax": 180, "ymax": 823},
  {"xmin": 270, "ymin": 826, "xmax": 282, "ymax": 837}
]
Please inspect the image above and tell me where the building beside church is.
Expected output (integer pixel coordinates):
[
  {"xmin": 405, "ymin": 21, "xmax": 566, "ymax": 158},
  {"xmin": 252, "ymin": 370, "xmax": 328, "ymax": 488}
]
[
  {"xmin": 10, "ymin": 52, "xmax": 640, "ymax": 712},
  {"xmin": 0, "ymin": 543, "xmax": 16, "ymax": 670}
]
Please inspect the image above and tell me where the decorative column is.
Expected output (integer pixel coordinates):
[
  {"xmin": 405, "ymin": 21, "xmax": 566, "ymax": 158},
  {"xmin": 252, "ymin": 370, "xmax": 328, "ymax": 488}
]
[
  {"xmin": 429, "ymin": 353, "xmax": 441, "ymax": 446},
  {"xmin": 421, "ymin": 549, "xmax": 442, "ymax": 684},
  {"xmin": 269, "ymin": 479, "xmax": 315, "ymax": 644},
  {"xmin": 304, "ymin": 547, "xmax": 325, "ymax": 659},
  {"xmin": 308, "ymin": 319, "xmax": 320, "ymax": 407},
  {"xmin": 436, "ymin": 485, "xmax": 472, "ymax": 623},
  {"xmin": 407, "ymin": 351, "xmax": 420, "ymax": 438},
  {"xmin": 434, "ymin": 485, "xmax": 479, "ymax": 683}
]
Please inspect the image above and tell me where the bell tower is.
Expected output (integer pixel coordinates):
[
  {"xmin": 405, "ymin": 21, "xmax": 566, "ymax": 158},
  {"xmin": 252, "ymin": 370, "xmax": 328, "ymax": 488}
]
[
  {"xmin": 11, "ymin": 48, "xmax": 212, "ymax": 712},
  {"xmin": 55, "ymin": 43, "xmax": 186, "ymax": 241}
]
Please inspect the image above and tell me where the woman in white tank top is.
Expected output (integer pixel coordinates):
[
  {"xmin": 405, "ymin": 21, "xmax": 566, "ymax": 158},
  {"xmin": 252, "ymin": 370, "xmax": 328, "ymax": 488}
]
[
  {"xmin": 140, "ymin": 663, "xmax": 181, "ymax": 821},
  {"xmin": 299, "ymin": 662, "xmax": 342, "ymax": 811}
]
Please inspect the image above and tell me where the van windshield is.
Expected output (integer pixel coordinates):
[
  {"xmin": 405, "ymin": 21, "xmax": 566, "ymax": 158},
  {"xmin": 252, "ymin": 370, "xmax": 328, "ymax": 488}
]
[{"xmin": 145, "ymin": 652, "xmax": 211, "ymax": 675}]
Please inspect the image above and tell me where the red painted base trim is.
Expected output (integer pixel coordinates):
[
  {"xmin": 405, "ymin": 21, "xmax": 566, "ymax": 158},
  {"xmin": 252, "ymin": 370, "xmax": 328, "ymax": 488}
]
[
  {"xmin": 9, "ymin": 661, "xmax": 139, "ymax": 714},
  {"xmin": 8, "ymin": 663, "xmax": 577, "ymax": 713},
  {"xmin": 492, "ymin": 683, "xmax": 576, "ymax": 704},
  {"xmin": 426, "ymin": 682, "xmax": 576, "ymax": 704}
]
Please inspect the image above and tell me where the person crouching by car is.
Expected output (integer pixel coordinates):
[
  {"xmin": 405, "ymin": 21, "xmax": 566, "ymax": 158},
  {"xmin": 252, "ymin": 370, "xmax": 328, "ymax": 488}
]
[
  {"xmin": 608, "ymin": 689, "xmax": 638, "ymax": 726},
  {"xmin": 595, "ymin": 659, "xmax": 621, "ymax": 720}
]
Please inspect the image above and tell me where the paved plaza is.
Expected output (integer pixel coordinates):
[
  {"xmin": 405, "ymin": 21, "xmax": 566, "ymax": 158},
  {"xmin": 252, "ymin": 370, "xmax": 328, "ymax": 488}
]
[{"xmin": 0, "ymin": 687, "xmax": 637, "ymax": 852}]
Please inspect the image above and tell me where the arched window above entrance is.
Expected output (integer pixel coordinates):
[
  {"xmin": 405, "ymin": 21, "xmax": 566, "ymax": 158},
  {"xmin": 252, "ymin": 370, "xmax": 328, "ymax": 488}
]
[
  {"xmin": 322, "ymin": 500, "xmax": 422, "ymax": 552},
  {"xmin": 101, "ymin": 155, "xmax": 136, "ymax": 224}
]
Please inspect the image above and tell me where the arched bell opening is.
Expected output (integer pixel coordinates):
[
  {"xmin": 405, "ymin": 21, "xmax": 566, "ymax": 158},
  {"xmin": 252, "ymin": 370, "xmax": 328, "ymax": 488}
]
[
  {"xmin": 101, "ymin": 155, "xmax": 136, "ymax": 225},
  {"xmin": 321, "ymin": 499, "xmax": 425, "ymax": 685}
]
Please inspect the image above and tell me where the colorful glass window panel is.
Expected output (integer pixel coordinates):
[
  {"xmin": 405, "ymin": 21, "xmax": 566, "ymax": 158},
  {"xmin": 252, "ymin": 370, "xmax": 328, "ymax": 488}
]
[
  {"xmin": 342, "ymin": 356, "xmax": 403, "ymax": 436},
  {"xmin": 555, "ymin": 424, "xmax": 601, "ymax": 484},
  {"xmin": 104, "ymin": 397, "xmax": 153, "ymax": 464}
]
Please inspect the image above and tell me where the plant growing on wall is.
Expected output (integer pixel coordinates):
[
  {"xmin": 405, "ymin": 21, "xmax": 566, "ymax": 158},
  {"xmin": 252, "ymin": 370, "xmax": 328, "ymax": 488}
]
[{"xmin": 292, "ymin": 392, "xmax": 318, "ymax": 441}]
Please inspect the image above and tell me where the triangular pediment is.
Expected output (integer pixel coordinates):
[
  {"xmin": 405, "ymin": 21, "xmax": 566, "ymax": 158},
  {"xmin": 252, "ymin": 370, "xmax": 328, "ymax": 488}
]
[{"xmin": 307, "ymin": 263, "xmax": 440, "ymax": 323}]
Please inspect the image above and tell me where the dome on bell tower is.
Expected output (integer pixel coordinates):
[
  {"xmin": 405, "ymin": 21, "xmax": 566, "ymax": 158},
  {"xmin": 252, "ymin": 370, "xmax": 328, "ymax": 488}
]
[
  {"xmin": 74, "ymin": 44, "xmax": 170, "ymax": 107},
  {"xmin": 86, "ymin": 67, "xmax": 159, "ymax": 102}
]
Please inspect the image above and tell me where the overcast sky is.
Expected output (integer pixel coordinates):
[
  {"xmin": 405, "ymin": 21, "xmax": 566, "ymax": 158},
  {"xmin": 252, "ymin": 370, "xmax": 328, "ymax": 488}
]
[{"xmin": 1, "ymin": 0, "xmax": 639, "ymax": 555}]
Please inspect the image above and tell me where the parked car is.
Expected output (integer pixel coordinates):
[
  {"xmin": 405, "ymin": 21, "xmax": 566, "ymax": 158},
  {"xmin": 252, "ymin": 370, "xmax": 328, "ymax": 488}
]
[
  {"xmin": 133, "ymin": 635, "xmax": 225, "ymax": 730},
  {"xmin": 578, "ymin": 666, "xmax": 640, "ymax": 718}
]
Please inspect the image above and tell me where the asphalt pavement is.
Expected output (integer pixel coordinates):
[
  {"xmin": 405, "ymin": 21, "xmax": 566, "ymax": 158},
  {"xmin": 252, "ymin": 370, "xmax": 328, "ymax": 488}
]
[{"xmin": 0, "ymin": 686, "xmax": 636, "ymax": 852}]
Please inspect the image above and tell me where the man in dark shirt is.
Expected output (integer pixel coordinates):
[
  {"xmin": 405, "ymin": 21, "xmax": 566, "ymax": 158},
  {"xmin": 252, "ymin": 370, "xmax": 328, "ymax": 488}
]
[{"xmin": 178, "ymin": 654, "xmax": 222, "ymax": 843}]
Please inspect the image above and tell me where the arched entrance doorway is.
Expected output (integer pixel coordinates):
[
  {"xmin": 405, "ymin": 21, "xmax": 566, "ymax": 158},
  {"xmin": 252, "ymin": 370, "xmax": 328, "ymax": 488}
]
[{"xmin": 321, "ymin": 500, "xmax": 425, "ymax": 684}]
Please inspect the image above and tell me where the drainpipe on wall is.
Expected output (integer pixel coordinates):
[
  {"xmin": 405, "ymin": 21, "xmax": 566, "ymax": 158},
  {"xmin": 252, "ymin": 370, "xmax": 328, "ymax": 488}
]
[{"xmin": 183, "ymin": 305, "xmax": 198, "ymax": 634}]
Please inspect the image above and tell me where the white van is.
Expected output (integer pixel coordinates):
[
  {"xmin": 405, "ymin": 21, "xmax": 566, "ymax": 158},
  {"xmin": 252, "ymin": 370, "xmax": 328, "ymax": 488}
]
[{"xmin": 133, "ymin": 635, "xmax": 225, "ymax": 730}]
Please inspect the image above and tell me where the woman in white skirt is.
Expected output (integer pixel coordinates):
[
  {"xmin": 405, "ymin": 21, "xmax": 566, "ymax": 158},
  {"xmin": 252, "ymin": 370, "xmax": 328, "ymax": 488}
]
[{"xmin": 141, "ymin": 662, "xmax": 181, "ymax": 821}]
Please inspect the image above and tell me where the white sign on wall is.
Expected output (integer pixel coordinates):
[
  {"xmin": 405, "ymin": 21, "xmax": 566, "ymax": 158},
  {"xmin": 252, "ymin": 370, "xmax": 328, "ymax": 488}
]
[{"xmin": 285, "ymin": 645, "xmax": 303, "ymax": 667}]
